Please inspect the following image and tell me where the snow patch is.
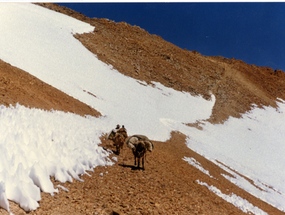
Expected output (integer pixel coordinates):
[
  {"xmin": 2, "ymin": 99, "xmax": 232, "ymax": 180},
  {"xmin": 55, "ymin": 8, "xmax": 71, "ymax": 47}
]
[
  {"xmin": 0, "ymin": 3, "xmax": 215, "ymax": 142},
  {"xmin": 0, "ymin": 104, "xmax": 113, "ymax": 211},
  {"xmin": 0, "ymin": 2, "xmax": 284, "ymax": 213},
  {"xmin": 0, "ymin": 182, "xmax": 9, "ymax": 212},
  {"xmin": 197, "ymin": 180, "xmax": 267, "ymax": 215},
  {"xmin": 183, "ymin": 157, "xmax": 214, "ymax": 178},
  {"xmin": 186, "ymin": 101, "xmax": 285, "ymax": 211},
  {"xmin": 57, "ymin": 185, "xmax": 69, "ymax": 192}
]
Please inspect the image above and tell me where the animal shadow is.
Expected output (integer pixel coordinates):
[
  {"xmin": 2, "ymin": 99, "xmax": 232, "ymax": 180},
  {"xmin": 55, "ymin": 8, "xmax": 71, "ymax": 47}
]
[{"xmin": 118, "ymin": 163, "xmax": 144, "ymax": 171}]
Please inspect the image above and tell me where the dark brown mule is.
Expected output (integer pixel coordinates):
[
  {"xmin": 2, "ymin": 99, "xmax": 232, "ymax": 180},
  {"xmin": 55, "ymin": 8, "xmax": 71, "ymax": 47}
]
[
  {"xmin": 125, "ymin": 135, "xmax": 153, "ymax": 170},
  {"xmin": 107, "ymin": 125, "xmax": 128, "ymax": 155}
]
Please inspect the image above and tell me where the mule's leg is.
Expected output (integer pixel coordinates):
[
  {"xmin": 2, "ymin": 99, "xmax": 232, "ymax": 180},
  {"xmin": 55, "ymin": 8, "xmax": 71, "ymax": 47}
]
[
  {"xmin": 120, "ymin": 141, "xmax": 124, "ymax": 153},
  {"xmin": 121, "ymin": 142, "xmax": 125, "ymax": 165},
  {"xmin": 116, "ymin": 144, "xmax": 120, "ymax": 155},
  {"xmin": 138, "ymin": 158, "xmax": 140, "ymax": 169},
  {"xmin": 142, "ymin": 155, "xmax": 145, "ymax": 170},
  {"xmin": 119, "ymin": 140, "xmax": 124, "ymax": 155},
  {"xmin": 117, "ymin": 145, "xmax": 119, "ymax": 154}
]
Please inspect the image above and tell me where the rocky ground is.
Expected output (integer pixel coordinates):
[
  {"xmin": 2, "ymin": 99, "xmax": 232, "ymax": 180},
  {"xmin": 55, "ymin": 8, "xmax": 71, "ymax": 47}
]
[
  {"xmin": 1, "ymin": 132, "xmax": 283, "ymax": 215},
  {"xmin": 39, "ymin": 3, "xmax": 285, "ymax": 124},
  {"xmin": 0, "ymin": 59, "xmax": 100, "ymax": 118},
  {"xmin": 0, "ymin": 3, "xmax": 284, "ymax": 214}
]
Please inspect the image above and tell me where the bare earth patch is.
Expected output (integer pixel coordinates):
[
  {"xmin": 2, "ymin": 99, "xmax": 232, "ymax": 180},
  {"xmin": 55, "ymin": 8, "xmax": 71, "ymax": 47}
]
[
  {"xmin": 1, "ymin": 132, "xmax": 283, "ymax": 215},
  {"xmin": 0, "ymin": 59, "xmax": 100, "ymax": 118},
  {"xmin": 0, "ymin": 3, "xmax": 284, "ymax": 214}
]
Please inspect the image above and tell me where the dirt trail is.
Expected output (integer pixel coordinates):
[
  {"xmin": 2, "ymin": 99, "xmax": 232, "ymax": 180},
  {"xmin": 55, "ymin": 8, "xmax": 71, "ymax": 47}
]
[
  {"xmin": 1, "ymin": 132, "xmax": 283, "ymax": 215},
  {"xmin": 0, "ymin": 3, "xmax": 284, "ymax": 214}
]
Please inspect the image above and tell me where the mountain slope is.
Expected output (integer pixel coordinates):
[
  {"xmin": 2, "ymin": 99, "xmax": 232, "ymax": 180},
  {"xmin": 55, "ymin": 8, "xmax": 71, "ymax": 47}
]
[
  {"xmin": 37, "ymin": 3, "xmax": 285, "ymax": 124},
  {"xmin": 0, "ymin": 59, "xmax": 100, "ymax": 117},
  {"xmin": 0, "ymin": 3, "xmax": 284, "ymax": 215}
]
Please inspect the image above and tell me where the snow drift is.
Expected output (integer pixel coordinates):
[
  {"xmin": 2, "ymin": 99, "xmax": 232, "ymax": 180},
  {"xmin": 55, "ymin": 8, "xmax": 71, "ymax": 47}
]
[
  {"xmin": 0, "ymin": 3, "xmax": 215, "ymax": 211},
  {"xmin": 0, "ymin": 2, "xmax": 284, "ymax": 214},
  {"xmin": 184, "ymin": 100, "xmax": 285, "ymax": 212},
  {"xmin": 0, "ymin": 3, "xmax": 215, "ymax": 141},
  {"xmin": 0, "ymin": 104, "xmax": 113, "ymax": 211}
]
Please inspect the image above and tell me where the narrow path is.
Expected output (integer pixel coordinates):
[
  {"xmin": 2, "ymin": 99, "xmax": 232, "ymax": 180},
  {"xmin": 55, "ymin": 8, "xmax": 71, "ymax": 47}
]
[{"xmin": 0, "ymin": 132, "xmax": 263, "ymax": 215}]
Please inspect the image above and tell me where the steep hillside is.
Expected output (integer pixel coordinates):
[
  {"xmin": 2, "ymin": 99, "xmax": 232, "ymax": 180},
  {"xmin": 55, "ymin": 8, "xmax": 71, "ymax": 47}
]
[
  {"xmin": 0, "ymin": 59, "xmax": 100, "ymax": 117},
  {"xmin": 0, "ymin": 3, "xmax": 285, "ymax": 215},
  {"xmin": 37, "ymin": 3, "xmax": 285, "ymax": 124}
]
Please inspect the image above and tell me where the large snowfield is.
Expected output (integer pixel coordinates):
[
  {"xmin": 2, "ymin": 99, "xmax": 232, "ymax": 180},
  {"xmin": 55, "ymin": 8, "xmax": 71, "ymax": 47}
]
[{"xmin": 0, "ymin": 3, "xmax": 284, "ymax": 214}]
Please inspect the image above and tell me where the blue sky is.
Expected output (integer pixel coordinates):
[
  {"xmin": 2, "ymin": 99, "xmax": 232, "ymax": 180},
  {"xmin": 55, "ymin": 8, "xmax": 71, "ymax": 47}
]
[{"xmin": 58, "ymin": 3, "xmax": 285, "ymax": 71}]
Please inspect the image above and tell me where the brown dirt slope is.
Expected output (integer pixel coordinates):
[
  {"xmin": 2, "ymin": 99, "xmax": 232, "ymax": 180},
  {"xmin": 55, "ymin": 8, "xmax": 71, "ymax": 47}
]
[
  {"xmin": 2, "ymin": 132, "xmax": 283, "ymax": 215},
  {"xmin": 0, "ymin": 59, "xmax": 100, "ymax": 117},
  {"xmin": 0, "ymin": 3, "xmax": 284, "ymax": 215},
  {"xmin": 37, "ymin": 3, "xmax": 285, "ymax": 124}
]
